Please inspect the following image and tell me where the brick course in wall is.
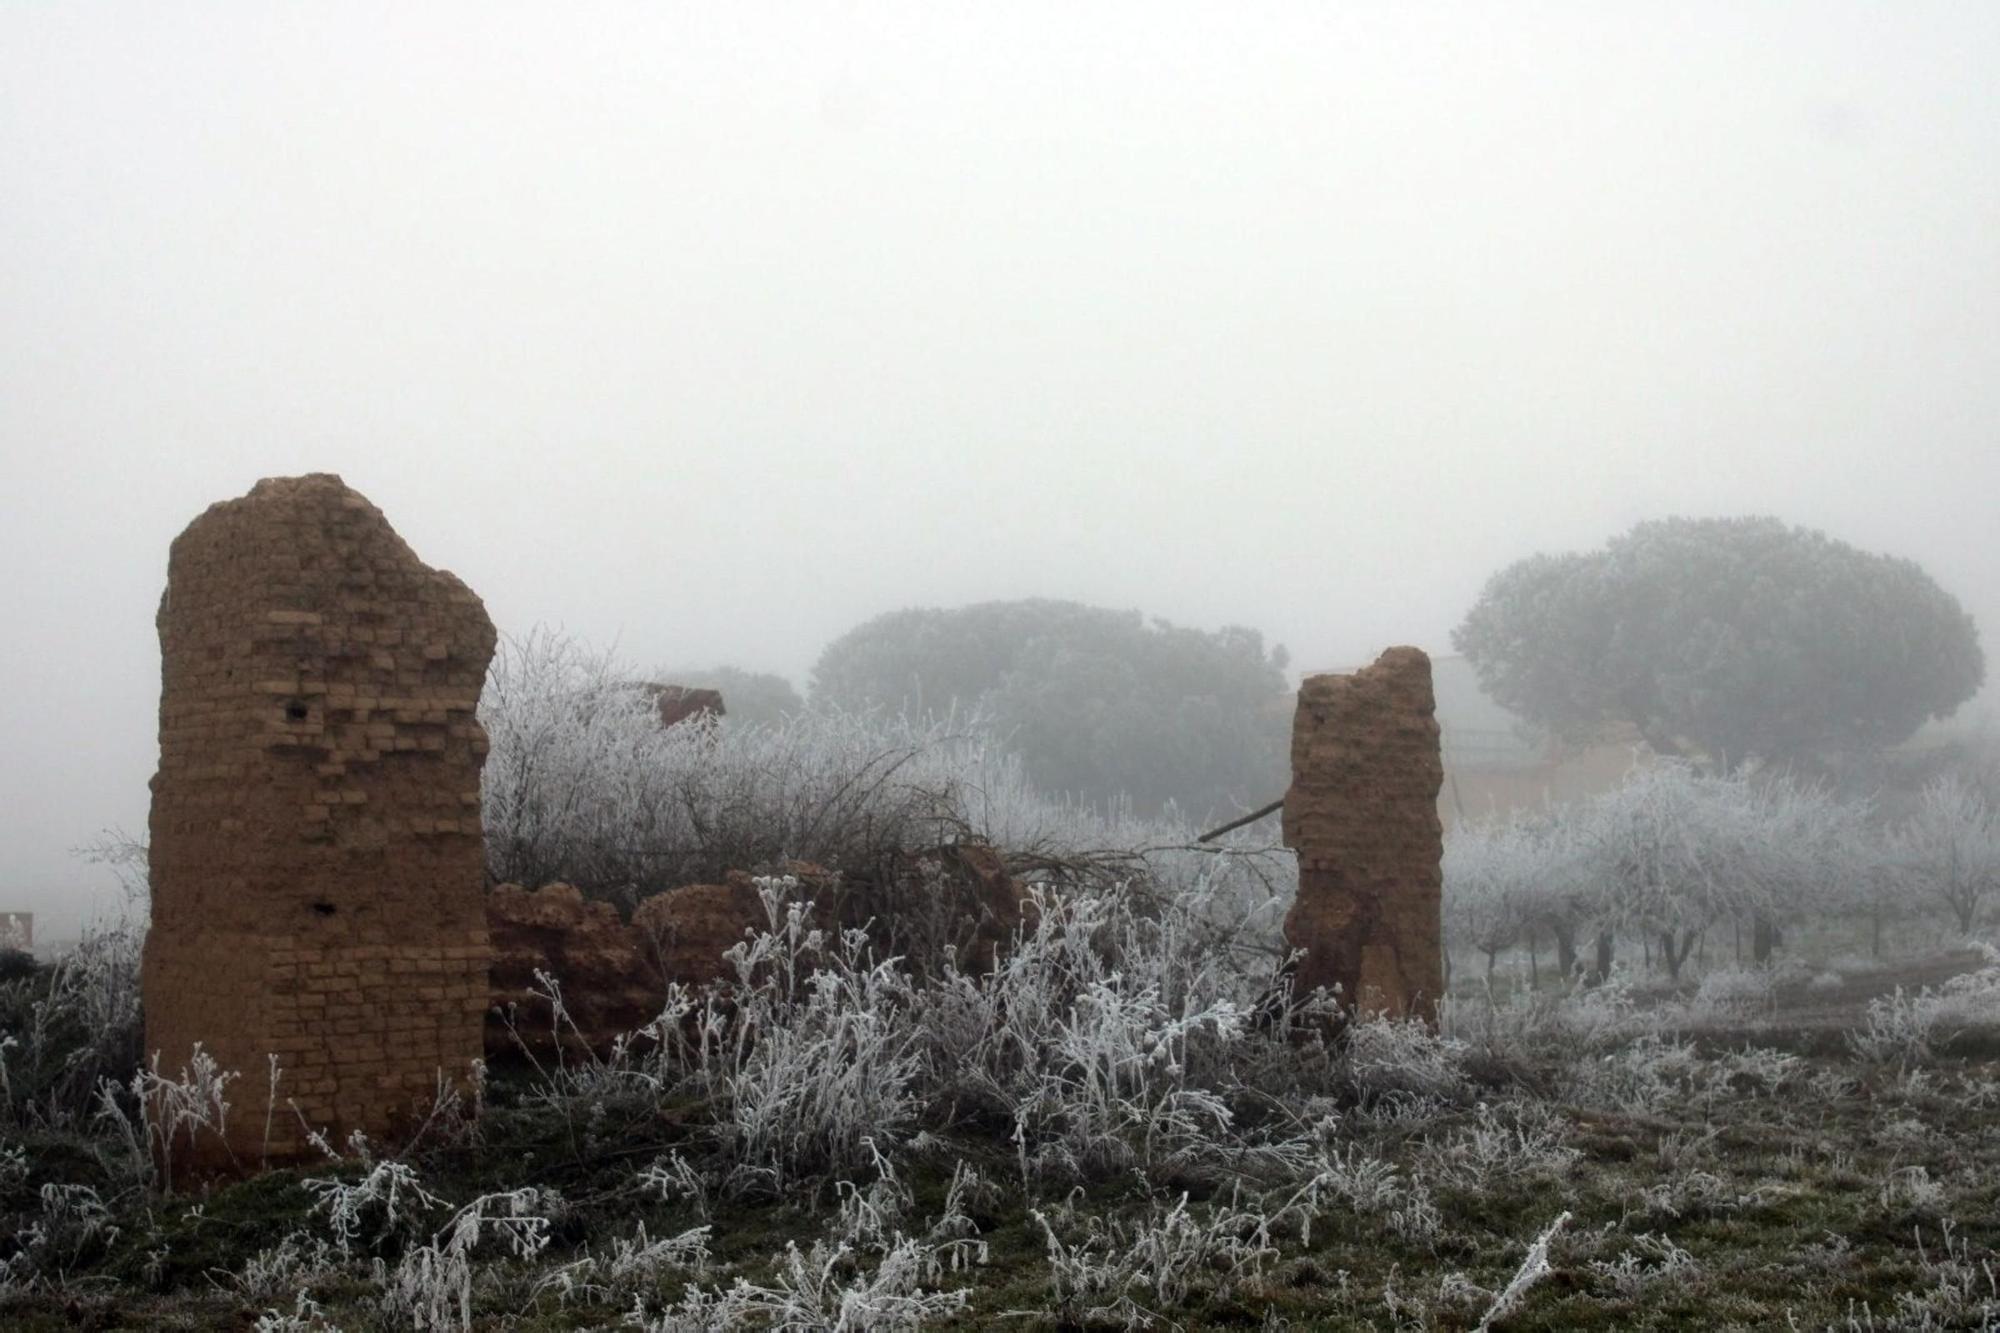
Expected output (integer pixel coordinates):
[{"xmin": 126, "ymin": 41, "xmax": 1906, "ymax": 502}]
[
  {"xmin": 1280, "ymin": 646, "xmax": 1446, "ymax": 1026},
  {"xmin": 143, "ymin": 474, "xmax": 495, "ymax": 1172}
]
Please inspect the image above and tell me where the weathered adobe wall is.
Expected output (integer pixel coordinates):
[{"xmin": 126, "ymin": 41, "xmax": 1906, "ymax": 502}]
[
  {"xmin": 1281, "ymin": 646, "xmax": 1445, "ymax": 1025},
  {"xmin": 487, "ymin": 847, "xmax": 1028, "ymax": 1060},
  {"xmin": 642, "ymin": 684, "xmax": 726, "ymax": 729},
  {"xmin": 143, "ymin": 474, "xmax": 495, "ymax": 1172}
]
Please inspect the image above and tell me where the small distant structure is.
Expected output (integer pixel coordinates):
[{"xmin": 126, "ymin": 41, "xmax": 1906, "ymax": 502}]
[
  {"xmin": 641, "ymin": 684, "xmax": 726, "ymax": 730},
  {"xmin": 0, "ymin": 911, "xmax": 32, "ymax": 953},
  {"xmin": 1422, "ymin": 656, "xmax": 1645, "ymax": 828}
]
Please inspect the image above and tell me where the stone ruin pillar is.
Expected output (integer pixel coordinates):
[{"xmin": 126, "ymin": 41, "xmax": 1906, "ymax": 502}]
[
  {"xmin": 1280, "ymin": 646, "xmax": 1445, "ymax": 1026},
  {"xmin": 143, "ymin": 475, "xmax": 495, "ymax": 1173}
]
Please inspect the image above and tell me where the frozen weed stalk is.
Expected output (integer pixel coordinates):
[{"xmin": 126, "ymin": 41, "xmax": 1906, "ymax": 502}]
[
  {"xmin": 1033, "ymin": 1193, "xmax": 1280, "ymax": 1329},
  {"xmin": 711, "ymin": 878, "xmax": 927, "ymax": 1197},
  {"xmin": 622, "ymin": 1236, "xmax": 972, "ymax": 1332},
  {"xmin": 1474, "ymin": 1210, "xmax": 1570, "ymax": 1332},
  {"xmin": 533, "ymin": 1222, "xmax": 713, "ymax": 1309},
  {"xmin": 380, "ymin": 1187, "xmax": 552, "ymax": 1332},
  {"xmin": 304, "ymin": 1160, "xmax": 445, "ymax": 1257}
]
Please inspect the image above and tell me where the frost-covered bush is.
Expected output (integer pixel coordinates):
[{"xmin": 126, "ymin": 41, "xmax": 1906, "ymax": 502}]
[
  {"xmin": 1849, "ymin": 946, "xmax": 2000, "ymax": 1067},
  {"xmin": 623, "ymin": 1235, "xmax": 973, "ymax": 1332},
  {"xmin": 709, "ymin": 884, "xmax": 927, "ymax": 1196},
  {"xmin": 1891, "ymin": 774, "xmax": 2000, "ymax": 936},
  {"xmin": 1034, "ymin": 1194, "xmax": 1279, "ymax": 1329},
  {"xmin": 481, "ymin": 629, "xmax": 977, "ymax": 897},
  {"xmin": 1425, "ymin": 1101, "xmax": 1580, "ymax": 1190},
  {"xmin": 1688, "ymin": 966, "xmax": 1777, "ymax": 1019},
  {"xmin": 918, "ymin": 880, "xmax": 1296, "ymax": 1188},
  {"xmin": 479, "ymin": 628, "xmax": 1296, "ymax": 937},
  {"xmin": 533, "ymin": 1221, "xmax": 712, "ymax": 1308},
  {"xmin": 0, "ymin": 913, "xmax": 144, "ymax": 1133},
  {"xmin": 379, "ymin": 1188, "xmax": 553, "ymax": 1332},
  {"xmin": 0, "ymin": 1182, "xmax": 121, "ymax": 1291}
]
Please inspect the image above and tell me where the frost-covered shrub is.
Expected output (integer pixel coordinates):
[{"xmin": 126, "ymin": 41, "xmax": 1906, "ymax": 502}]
[
  {"xmin": 534, "ymin": 1221, "xmax": 712, "ymax": 1309},
  {"xmin": 1689, "ymin": 966, "xmax": 1777, "ymax": 1018},
  {"xmin": 1285, "ymin": 1144, "xmax": 1444, "ymax": 1242},
  {"xmin": 623, "ymin": 1235, "xmax": 972, "ymax": 1332},
  {"xmin": 1339, "ymin": 1015, "xmax": 1472, "ymax": 1108},
  {"xmin": 87, "ymin": 1044, "xmax": 239, "ymax": 1192},
  {"xmin": 305, "ymin": 1160, "xmax": 445, "ymax": 1257},
  {"xmin": 1891, "ymin": 775, "xmax": 2000, "ymax": 936},
  {"xmin": 379, "ymin": 1188, "xmax": 553, "ymax": 1332},
  {"xmin": 918, "ymin": 881, "xmax": 1282, "ymax": 1188},
  {"xmin": 0, "ymin": 913, "xmax": 144, "ymax": 1133},
  {"xmin": 234, "ymin": 1231, "xmax": 345, "ymax": 1303},
  {"xmin": 0, "ymin": 1182, "xmax": 121, "ymax": 1290},
  {"xmin": 251, "ymin": 1291, "xmax": 338, "ymax": 1332},
  {"xmin": 479, "ymin": 628, "xmax": 1296, "ymax": 935},
  {"xmin": 1034, "ymin": 1194, "xmax": 1279, "ymax": 1329},
  {"xmin": 1588, "ymin": 1233, "xmax": 1698, "ymax": 1299},
  {"xmin": 481, "ymin": 629, "xmax": 976, "ymax": 897},
  {"xmin": 1425, "ymin": 1101, "xmax": 1580, "ymax": 1190},
  {"xmin": 711, "ymin": 884, "xmax": 927, "ymax": 1196},
  {"xmin": 1849, "ymin": 947, "xmax": 2000, "ymax": 1067}
]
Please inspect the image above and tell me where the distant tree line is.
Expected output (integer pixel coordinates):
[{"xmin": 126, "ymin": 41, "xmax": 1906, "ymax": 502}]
[{"xmin": 808, "ymin": 599, "xmax": 1291, "ymax": 824}]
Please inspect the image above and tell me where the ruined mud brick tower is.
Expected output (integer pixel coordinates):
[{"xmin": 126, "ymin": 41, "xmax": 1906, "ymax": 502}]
[
  {"xmin": 1281, "ymin": 646, "xmax": 1445, "ymax": 1025},
  {"xmin": 144, "ymin": 475, "xmax": 495, "ymax": 1171}
]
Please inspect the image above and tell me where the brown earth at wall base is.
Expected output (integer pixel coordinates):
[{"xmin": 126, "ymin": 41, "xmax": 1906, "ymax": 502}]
[
  {"xmin": 485, "ymin": 883, "xmax": 663, "ymax": 1062},
  {"xmin": 484, "ymin": 846, "xmax": 1030, "ymax": 1060}
]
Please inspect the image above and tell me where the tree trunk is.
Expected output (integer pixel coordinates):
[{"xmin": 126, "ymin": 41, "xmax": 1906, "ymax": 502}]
[
  {"xmin": 1554, "ymin": 923, "xmax": 1578, "ymax": 981},
  {"xmin": 1528, "ymin": 930, "xmax": 1540, "ymax": 989},
  {"xmin": 1872, "ymin": 908, "xmax": 1883, "ymax": 960},
  {"xmin": 1753, "ymin": 914, "xmax": 1780, "ymax": 964},
  {"xmin": 1592, "ymin": 930, "xmax": 1614, "ymax": 986},
  {"xmin": 1660, "ymin": 929, "xmax": 1697, "ymax": 980}
]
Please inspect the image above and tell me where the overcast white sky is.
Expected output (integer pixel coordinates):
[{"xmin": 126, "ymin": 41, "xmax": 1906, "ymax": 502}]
[{"xmin": 3, "ymin": 3, "xmax": 1996, "ymax": 939}]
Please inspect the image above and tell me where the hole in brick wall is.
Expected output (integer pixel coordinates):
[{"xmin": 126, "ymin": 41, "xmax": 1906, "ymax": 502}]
[
  {"xmin": 311, "ymin": 901, "xmax": 336, "ymax": 916},
  {"xmin": 285, "ymin": 701, "xmax": 310, "ymax": 722}
]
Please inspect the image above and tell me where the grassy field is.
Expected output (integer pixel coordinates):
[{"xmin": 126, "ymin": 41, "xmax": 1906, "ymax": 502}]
[{"xmin": 5, "ymin": 880, "xmax": 2000, "ymax": 1331}]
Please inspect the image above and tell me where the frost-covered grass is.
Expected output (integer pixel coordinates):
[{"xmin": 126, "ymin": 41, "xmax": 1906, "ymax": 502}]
[
  {"xmin": 9, "ymin": 875, "xmax": 2000, "ymax": 1329},
  {"xmin": 11, "ymin": 643, "xmax": 2000, "ymax": 1327}
]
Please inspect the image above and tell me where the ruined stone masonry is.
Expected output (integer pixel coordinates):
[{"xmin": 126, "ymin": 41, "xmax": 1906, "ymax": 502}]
[
  {"xmin": 643, "ymin": 683, "xmax": 726, "ymax": 730},
  {"xmin": 1281, "ymin": 646, "xmax": 1445, "ymax": 1026},
  {"xmin": 144, "ymin": 475, "xmax": 495, "ymax": 1172}
]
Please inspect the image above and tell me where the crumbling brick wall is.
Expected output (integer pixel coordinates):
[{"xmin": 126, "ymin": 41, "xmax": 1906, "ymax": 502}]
[
  {"xmin": 143, "ymin": 474, "xmax": 495, "ymax": 1171},
  {"xmin": 1280, "ymin": 646, "xmax": 1445, "ymax": 1025},
  {"xmin": 642, "ymin": 684, "xmax": 726, "ymax": 730}
]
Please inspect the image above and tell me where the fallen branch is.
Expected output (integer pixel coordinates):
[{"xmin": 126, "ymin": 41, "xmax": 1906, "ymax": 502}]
[{"xmin": 1196, "ymin": 797, "xmax": 1285, "ymax": 844}]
